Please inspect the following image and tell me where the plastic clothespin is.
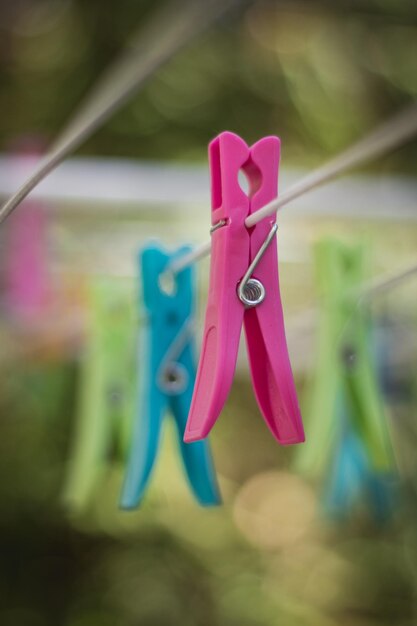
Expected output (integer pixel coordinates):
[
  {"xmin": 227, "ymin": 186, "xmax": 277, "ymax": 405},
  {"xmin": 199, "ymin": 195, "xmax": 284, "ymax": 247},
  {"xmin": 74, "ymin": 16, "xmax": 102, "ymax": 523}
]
[
  {"xmin": 4, "ymin": 204, "xmax": 49, "ymax": 319},
  {"xmin": 3, "ymin": 142, "xmax": 50, "ymax": 320},
  {"xmin": 325, "ymin": 397, "xmax": 393, "ymax": 521},
  {"xmin": 121, "ymin": 243, "xmax": 220, "ymax": 508},
  {"xmin": 63, "ymin": 279, "xmax": 136, "ymax": 512},
  {"xmin": 296, "ymin": 239, "xmax": 393, "ymax": 480},
  {"xmin": 184, "ymin": 131, "xmax": 304, "ymax": 445}
]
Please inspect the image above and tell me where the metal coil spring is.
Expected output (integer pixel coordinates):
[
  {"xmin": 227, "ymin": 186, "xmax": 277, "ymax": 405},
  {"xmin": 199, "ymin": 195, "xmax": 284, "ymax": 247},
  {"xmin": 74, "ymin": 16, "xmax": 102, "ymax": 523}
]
[{"xmin": 239, "ymin": 278, "xmax": 265, "ymax": 307}]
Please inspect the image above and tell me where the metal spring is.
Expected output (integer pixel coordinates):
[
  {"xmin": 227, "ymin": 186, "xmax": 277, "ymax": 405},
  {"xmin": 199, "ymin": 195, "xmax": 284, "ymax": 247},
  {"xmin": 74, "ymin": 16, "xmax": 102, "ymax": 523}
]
[
  {"xmin": 160, "ymin": 362, "xmax": 188, "ymax": 394},
  {"xmin": 239, "ymin": 278, "xmax": 265, "ymax": 307},
  {"xmin": 237, "ymin": 223, "xmax": 278, "ymax": 308}
]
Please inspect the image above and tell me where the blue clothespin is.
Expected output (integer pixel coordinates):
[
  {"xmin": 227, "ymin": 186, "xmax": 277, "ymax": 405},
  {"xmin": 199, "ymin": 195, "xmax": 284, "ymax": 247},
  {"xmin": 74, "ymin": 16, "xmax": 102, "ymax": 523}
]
[
  {"xmin": 325, "ymin": 427, "xmax": 366, "ymax": 518},
  {"xmin": 121, "ymin": 243, "xmax": 221, "ymax": 507},
  {"xmin": 325, "ymin": 399, "xmax": 394, "ymax": 522},
  {"xmin": 324, "ymin": 320, "xmax": 397, "ymax": 522}
]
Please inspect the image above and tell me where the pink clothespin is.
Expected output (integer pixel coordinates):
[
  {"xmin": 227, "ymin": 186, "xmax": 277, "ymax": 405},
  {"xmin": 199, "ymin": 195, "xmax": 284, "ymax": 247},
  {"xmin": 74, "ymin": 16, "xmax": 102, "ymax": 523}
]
[
  {"xmin": 184, "ymin": 131, "xmax": 305, "ymax": 445},
  {"xmin": 3, "ymin": 139, "xmax": 50, "ymax": 320},
  {"xmin": 5, "ymin": 202, "xmax": 49, "ymax": 319}
]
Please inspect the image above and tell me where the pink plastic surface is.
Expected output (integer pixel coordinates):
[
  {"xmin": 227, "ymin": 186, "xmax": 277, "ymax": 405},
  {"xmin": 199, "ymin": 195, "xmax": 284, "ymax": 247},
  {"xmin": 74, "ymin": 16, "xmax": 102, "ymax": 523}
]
[
  {"xmin": 184, "ymin": 132, "xmax": 305, "ymax": 445},
  {"xmin": 4, "ymin": 146, "xmax": 49, "ymax": 319},
  {"xmin": 5, "ymin": 204, "xmax": 49, "ymax": 318}
]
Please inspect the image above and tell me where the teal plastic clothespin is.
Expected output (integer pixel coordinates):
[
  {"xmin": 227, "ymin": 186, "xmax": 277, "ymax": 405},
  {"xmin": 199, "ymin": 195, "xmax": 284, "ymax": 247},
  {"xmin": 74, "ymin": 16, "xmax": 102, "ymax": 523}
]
[
  {"xmin": 325, "ymin": 400, "xmax": 394, "ymax": 521},
  {"xmin": 296, "ymin": 239, "xmax": 394, "ymax": 482},
  {"xmin": 63, "ymin": 278, "xmax": 136, "ymax": 512},
  {"xmin": 325, "ymin": 318, "xmax": 397, "ymax": 521},
  {"xmin": 121, "ymin": 243, "xmax": 221, "ymax": 508}
]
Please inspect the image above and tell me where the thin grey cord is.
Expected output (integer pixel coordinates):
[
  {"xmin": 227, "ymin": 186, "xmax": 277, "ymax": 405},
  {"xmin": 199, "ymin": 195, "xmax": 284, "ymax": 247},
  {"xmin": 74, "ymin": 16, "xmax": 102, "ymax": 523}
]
[
  {"xmin": 0, "ymin": 0, "xmax": 240, "ymax": 224},
  {"xmin": 169, "ymin": 101, "xmax": 417, "ymax": 274}
]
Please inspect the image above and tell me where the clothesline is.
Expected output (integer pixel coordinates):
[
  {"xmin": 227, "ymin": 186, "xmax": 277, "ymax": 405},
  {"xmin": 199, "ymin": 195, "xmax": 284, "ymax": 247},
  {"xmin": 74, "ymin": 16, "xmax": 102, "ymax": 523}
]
[
  {"xmin": 0, "ymin": 0, "xmax": 236, "ymax": 225},
  {"xmin": 1, "ymin": 259, "xmax": 415, "ymax": 370},
  {"xmin": 1, "ymin": 157, "xmax": 416, "ymax": 222},
  {"xmin": 359, "ymin": 261, "xmax": 417, "ymax": 301},
  {"xmin": 0, "ymin": 0, "xmax": 415, "ymax": 306},
  {"xmin": 169, "ymin": 102, "xmax": 417, "ymax": 274},
  {"xmin": 0, "ymin": 0, "xmax": 415, "ymax": 252},
  {"xmin": 289, "ymin": 259, "xmax": 417, "ymax": 336}
]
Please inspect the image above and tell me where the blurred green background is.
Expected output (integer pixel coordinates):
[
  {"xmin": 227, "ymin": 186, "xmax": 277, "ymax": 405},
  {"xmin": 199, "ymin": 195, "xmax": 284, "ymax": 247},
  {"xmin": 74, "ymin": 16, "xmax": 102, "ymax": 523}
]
[{"xmin": 0, "ymin": 1, "xmax": 416, "ymax": 625}]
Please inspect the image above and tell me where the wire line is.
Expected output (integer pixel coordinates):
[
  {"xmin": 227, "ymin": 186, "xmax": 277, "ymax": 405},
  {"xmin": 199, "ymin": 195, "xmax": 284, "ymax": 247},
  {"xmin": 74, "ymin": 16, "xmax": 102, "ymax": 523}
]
[
  {"xmin": 0, "ymin": 0, "xmax": 239, "ymax": 225},
  {"xmin": 169, "ymin": 101, "xmax": 417, "ymax": 274}
]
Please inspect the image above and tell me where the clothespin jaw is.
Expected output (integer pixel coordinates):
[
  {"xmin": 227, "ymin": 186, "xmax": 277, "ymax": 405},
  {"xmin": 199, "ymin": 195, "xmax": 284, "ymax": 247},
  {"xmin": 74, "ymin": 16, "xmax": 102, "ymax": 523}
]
[
  {"xmin": 121, "ymin": 243, "xmax": 220, "ymax": 509},
  {"xmin": 296, "ymin": 239, "xmax": 393, "ymax": 479},
  {"xmin": 63, "ymin": 279, "xmax": 135, "ymax": 512},
  {"xmin": 183, "ymin": 133, "xmax": 249, "ymax": 443},
  {"xmin": 184, "ymin": 131, "xmax": 304, "ymax": 446},
  {"xmin": 243, "ymin": 137, "xmax": 304, "ymax": 444}
]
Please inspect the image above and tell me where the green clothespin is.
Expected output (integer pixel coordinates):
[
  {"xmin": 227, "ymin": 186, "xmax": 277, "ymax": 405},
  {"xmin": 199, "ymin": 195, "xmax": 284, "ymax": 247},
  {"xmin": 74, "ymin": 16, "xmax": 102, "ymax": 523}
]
[
  {"xmin": 296, "ymin": 239, "xmax": 393, "ymax": 479},
  {"xmin": 63, "ymin": 278, "xmax": 136, "ymax": 512}
]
